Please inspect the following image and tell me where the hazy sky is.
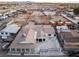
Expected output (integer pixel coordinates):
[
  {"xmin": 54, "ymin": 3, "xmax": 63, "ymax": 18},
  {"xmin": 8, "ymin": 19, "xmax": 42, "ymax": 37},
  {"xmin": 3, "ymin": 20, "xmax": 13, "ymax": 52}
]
[{"xmin": 0, "ymin": 0, "xmax": 79, "ymax": 3}]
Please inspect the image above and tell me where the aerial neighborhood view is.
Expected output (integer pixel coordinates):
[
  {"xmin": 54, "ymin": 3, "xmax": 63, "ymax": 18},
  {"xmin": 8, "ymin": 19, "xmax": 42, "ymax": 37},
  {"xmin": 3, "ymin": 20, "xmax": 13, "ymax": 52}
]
[{"xmin": 0, "ymin": 2, "xmax": 79, "ymax": 57}]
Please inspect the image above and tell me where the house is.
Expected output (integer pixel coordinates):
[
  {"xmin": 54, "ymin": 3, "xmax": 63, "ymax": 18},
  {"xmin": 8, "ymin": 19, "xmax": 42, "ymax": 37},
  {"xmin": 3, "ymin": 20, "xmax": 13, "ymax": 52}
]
[
  {"xmin": 61, "ymin": 14, "xmax": 79, "ymax": 25},
  {"xmin": 8, "ymin": 22, "xmax": 55, "ymax": 55},
  {"xmin": 57, "ymin": 25, "xmax": 79, "ymax": 53},
  {"xmin": 31, "ymin": 11, "xmax": 44, "ymax": 17},
  {"xmin": 43, "ymin": 11, "xmax": 56, "ymax": 16},
  {"xmin": 56, "ymin": 25, "xmax": 70, "ymax": 32},
  {"xmin": 60, "ymin": 31, "xmax": 79, "ymax": 51},
  {"xmin": 0, "ymin": 24, "xmax": 20, "ymax": 39}
]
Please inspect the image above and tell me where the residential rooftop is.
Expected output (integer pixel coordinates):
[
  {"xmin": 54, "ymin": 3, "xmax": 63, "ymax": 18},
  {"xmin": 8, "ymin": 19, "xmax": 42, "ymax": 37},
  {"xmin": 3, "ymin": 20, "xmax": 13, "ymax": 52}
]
[
  {"xmin": 59, "ymin": 30, "xmax": 79, "ymax": 50},
  {"xmin": 9, "ymin": 22, "xmax": 55, "ymax": 49}
]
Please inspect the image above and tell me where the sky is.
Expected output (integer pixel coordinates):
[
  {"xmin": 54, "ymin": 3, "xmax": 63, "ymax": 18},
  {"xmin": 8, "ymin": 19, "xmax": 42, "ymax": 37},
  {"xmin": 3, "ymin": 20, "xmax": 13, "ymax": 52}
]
[{"xmin": 0, "ymin": 0, "xmax": 79, "ymax": 3}]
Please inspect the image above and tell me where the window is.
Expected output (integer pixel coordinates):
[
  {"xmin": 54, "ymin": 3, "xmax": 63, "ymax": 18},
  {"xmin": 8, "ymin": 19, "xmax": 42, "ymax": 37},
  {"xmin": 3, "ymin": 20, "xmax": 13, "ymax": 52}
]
[
  {"xmin": 77, "ymin": 22, "xmax": 79, "ymax": 24},
  {"xmin": 39, "ymin": 39, "xmax": 42, "ymax": 42},
  {"xmin": 54, "ymin": 34, "xmax": 56, "ymax": 36},
  {"xmin": 48, "ymin": 34, "xmax": 51, "ymax": 36},
  {"xmin": 36, "ymin": 38, "xmax": 38, "ymax": 41},
  {"xmin": 1, "ymin": 32, "xmax": 3, "ymax": 34},
  {"xmin": 10, "ymin": 33, "xmax": 14, "ymax": 36},
  {"xmin": 43, "ymin": 39, "xmax": 45, "ymax": 41},
  {"xmin": 11, "ymin": 48, "xmax": 15, "ymax": 52},
  {"xmin": 22, "ymin": 49, "xmax": 25, "ymax": 52},
  {"xmin": 37, "ymin": 38, "xmax": 46, "ymax": 42},
  {"xmin": 26, "ymin": 49, "xmax": 29, "ymax": 52},
  {"xmin": 5, "ymin": 32, "xmax": 8, "ymax": 34},
  {"xmin": 17, "ymin": 48, "xmax": 20, "ymax": 52},
  {"xmin": 26, "ymin": 49, "xmax": 29, "ymax": 53}
]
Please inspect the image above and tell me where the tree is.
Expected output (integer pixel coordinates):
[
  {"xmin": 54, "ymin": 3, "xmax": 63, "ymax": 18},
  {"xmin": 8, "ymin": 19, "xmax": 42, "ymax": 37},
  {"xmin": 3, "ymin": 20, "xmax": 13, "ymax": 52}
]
[{"xmin": 73, "ymin": 7, "xmax": 79, "ymax": 15}]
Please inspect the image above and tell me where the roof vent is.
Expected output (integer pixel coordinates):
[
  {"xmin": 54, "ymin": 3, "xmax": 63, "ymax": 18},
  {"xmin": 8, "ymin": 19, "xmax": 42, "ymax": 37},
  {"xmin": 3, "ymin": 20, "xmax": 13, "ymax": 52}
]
[{"xmin": 22, "ymin": 33, "xmax": 26, "ymax": 37}]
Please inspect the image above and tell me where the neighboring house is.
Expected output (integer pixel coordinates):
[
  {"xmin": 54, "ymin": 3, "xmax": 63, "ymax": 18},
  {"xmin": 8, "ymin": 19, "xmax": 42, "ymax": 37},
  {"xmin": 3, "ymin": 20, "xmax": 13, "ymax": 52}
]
[
  {"xmin": 43, "ymin": 11, "xmax": 56, "ymax": 16},
  {"xmin": 57, "ymin": 25, "xmax": 79, "ymax": 52},
  {"xmin": 61, "ymin": 14, "xmax": 79, "ymax": 25},
  {"xmin": 56, "ymin": 25, "xmax": 70, "ymax": 32},
  {"xmin": 60, "ymin": 31, "xmax": 79, "ymax": 51},
  {"xmin": 0, "ymin": 24, "xmax": 20, "ymax": 39}
]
